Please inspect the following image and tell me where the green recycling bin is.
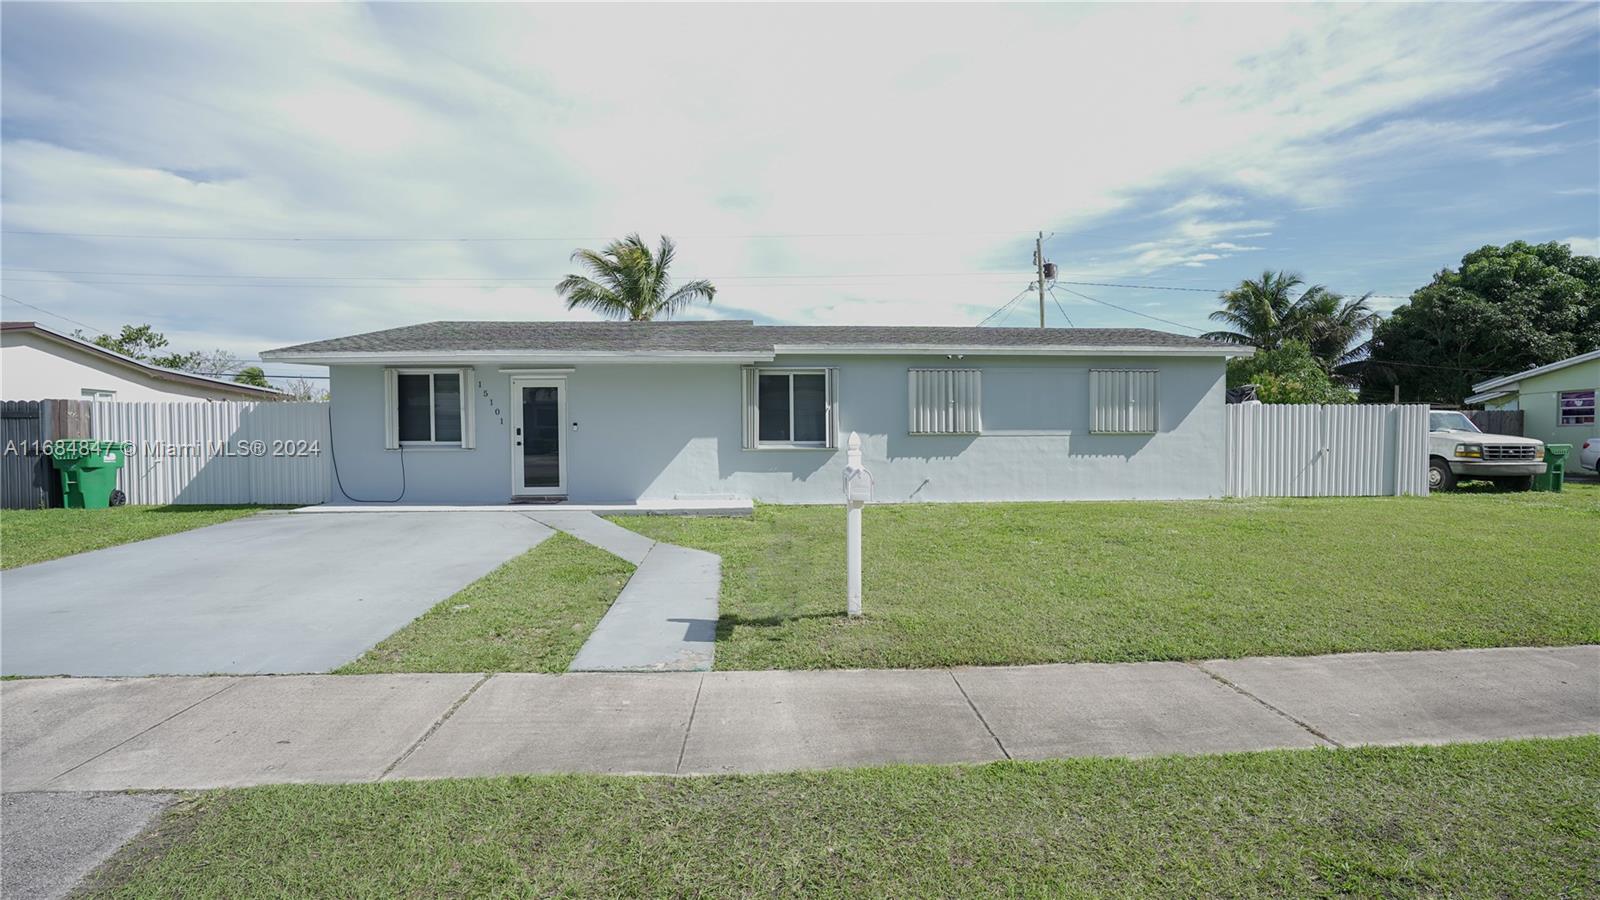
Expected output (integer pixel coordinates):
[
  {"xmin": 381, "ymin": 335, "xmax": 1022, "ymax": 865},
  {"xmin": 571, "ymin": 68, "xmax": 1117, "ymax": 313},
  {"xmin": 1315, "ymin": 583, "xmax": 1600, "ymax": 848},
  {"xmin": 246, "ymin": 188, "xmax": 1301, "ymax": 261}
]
[
  {"xmin": 1533, "ymin": 444, "xmax": 1571, "ymax": 492},
  {"xmin": 50, "ymin": 440, "xmax": 128, "ymax": 509}
]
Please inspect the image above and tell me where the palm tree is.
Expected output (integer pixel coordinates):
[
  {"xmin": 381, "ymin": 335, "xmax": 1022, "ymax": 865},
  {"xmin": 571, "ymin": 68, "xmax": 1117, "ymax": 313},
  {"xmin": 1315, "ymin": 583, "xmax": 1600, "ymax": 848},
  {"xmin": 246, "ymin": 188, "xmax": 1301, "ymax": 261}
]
[
  {"xmin": 1282, "ymin": 289, "xmax": 1380, "ymax": 369},
  {"xmin": 1205, "ymin": 270, "xmax": 1378, "ymax": 370},
  {"xmin": 555, "ymin": 234, "xmax": 716, "ymax": 321}
]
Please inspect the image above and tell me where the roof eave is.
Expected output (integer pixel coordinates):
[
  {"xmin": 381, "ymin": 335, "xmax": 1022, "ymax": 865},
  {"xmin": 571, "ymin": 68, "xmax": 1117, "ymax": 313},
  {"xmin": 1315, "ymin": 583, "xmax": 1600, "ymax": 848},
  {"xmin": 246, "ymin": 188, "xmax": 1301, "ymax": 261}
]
[
  {"xmin": 1469, "ymin": 348, "xmax": 1600, "ymax": 393},
  {"xmin": 12, "ymin": 323, "xmax": 282, "ymax": 397},
  {"xmin": 260, "ymin": 349, "xmax": 779, "ymax": 365},
  {"xmin": 770, "ymin": 343, "xmax": 1248, "ymax": 357}
]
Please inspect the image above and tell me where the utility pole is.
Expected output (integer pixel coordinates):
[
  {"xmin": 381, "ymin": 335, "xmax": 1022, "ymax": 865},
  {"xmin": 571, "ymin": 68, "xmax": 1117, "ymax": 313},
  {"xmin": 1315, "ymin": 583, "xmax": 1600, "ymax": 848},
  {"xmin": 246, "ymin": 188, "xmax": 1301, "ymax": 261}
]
[{"xmin": 1035, "ymin": 231, "xmax": 1046, "ymax": 328}]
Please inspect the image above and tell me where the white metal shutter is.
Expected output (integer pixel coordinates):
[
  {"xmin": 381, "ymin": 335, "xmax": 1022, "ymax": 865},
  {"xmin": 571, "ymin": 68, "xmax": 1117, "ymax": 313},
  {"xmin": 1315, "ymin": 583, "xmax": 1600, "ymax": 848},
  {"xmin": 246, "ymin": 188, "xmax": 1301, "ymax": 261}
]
[
  {"xmin": 382, "ymin": 368, "xmax": 399, "ymax": 449},
  {"xmin": 825, "ymin": 367, "xmax": 840, "ymax": 449},
  {"xmin": 1089, "ymin": 369, "xmax": 1159, "ymax": 433},
  {"xmin": 740, "ymin": 367, "xmax": 759, "ymax": 449},
  {"xmin": 457, "ymin": 368, "xmax": 476, "ymax": 449},
  {"xmin": 908, "ymin": 369, "xmax": 982, "ymax": 434}
]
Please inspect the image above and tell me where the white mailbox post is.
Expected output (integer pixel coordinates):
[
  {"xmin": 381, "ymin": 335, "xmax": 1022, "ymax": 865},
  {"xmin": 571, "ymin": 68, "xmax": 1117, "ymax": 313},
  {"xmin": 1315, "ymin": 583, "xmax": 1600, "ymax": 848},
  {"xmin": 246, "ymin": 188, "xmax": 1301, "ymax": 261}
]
[{"xmin": 842, "ymin": 431, "xmax": 873, "ymax": 617}]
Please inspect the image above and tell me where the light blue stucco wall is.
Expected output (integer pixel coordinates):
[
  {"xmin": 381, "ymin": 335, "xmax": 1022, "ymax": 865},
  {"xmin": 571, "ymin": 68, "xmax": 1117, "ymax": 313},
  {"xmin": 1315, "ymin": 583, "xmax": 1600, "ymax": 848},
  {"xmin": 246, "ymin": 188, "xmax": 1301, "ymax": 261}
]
[{"xmin": 326, "ymin": 355, "xmax": 1228, "ymax": 505}]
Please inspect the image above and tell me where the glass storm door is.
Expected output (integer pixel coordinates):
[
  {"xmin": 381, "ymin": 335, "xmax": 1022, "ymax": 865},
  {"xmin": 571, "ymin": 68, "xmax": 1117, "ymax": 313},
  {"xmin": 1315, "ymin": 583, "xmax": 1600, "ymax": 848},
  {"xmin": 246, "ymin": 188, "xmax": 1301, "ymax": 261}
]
[{"xmin": 511, "ymin": 379, "xmax": 565, "ymax": 496}]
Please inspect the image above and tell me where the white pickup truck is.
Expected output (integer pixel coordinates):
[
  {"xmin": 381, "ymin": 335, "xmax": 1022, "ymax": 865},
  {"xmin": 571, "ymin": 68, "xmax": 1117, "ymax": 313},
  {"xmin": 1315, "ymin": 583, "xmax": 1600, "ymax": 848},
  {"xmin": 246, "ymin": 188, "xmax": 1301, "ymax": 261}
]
[{"xmin": 1428, "ymin": 410, "xmax": 1545, "ymax": 491}]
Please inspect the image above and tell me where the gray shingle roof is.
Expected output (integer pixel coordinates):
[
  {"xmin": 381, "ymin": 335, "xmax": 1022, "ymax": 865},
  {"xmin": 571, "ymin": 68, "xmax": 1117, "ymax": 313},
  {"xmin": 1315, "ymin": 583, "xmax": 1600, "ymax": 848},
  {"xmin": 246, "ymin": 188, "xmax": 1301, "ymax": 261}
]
[{"xmin": 265, "ymin": 320, "xmax": 1228, "ymax": 356}]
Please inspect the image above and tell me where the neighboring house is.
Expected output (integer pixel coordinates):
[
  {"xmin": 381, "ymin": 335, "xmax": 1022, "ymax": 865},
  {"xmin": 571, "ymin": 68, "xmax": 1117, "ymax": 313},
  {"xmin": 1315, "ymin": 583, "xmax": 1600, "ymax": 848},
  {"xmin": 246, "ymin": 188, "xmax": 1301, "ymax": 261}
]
[
  {"xmin": 2, "ymin": 321, "xmax": 282, "ymax": 402},
  {"xmin": 262, "ymin": 321, "xmax": 1248, "ymax": 505},
  {"xmin": 1465, "ymin": 350, "xmax": 1599, "ymax": 450}
]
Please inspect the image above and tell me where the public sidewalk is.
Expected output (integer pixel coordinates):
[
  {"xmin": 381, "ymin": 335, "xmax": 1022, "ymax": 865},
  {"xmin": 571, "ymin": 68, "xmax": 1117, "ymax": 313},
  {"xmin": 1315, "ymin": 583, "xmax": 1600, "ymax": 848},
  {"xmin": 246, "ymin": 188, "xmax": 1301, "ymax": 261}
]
[{"xmin": 2, "ymin": 645, "xmax": 1595, "ymax": 792}]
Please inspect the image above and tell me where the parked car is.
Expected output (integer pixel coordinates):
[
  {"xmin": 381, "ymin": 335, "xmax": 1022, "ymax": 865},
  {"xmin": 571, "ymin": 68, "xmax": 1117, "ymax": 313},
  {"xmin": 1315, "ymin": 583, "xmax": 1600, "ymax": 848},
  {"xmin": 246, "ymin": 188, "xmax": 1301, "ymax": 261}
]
[
  {"xmin": 1427, "ymin": 410, "xmax": 1545, "ymax": 491},
  {"xmin": 1579, "ymin": 438, "xmax": 1600, "ymax": 474}
]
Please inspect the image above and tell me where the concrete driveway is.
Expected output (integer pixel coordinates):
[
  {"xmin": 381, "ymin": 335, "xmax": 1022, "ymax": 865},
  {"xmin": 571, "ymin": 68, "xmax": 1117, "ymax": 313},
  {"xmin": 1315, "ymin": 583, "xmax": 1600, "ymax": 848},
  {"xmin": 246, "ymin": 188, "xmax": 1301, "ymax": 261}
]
[{"xmin": 1, "ymin": 513, "xmax": 551, "ymax": 676}]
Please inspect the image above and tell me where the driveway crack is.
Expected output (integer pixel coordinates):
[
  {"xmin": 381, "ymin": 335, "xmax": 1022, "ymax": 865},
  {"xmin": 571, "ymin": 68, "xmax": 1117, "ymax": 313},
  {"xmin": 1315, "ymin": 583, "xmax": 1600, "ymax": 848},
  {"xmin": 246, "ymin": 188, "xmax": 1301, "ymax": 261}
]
[
  {"xmin": 950, "ymin": 669, "xmax": 1011, "ymax": 760},
  {"xmin": 45, "ymin": 678, "xmax": 240, "ymax": 787},
  {"xmin": 381, "ymin": 673, "xmax": 491, "ymax": 780},
  {"xmin": 675, "ymin": 673, "xmax": 707, "ymax": 774},
  {"xmin": 1187, "ymin": 661, "xmax": 1343, "ymax": 748}
]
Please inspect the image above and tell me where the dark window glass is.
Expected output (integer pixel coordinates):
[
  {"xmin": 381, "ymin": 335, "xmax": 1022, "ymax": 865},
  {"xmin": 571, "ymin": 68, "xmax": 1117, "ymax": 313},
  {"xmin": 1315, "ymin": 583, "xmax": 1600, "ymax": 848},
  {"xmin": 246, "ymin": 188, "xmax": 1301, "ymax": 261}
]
[
  {"xmin": 523, "ymin": 386, "xmax": 559, "ymax": 487},
  {"xmin": 432, "ymin": 374, "xmax": 462, "ymax": 442},
  {"xmin": 397, "ymin": 374, "xmax": 431, "ymax": 442},
  {"xmin": 758, "ymin": 374, "xmax": 791, "ymax": 442},
  {"xmin": 792, "ymin": 373, "xmax": 827, "ymax": 443}
]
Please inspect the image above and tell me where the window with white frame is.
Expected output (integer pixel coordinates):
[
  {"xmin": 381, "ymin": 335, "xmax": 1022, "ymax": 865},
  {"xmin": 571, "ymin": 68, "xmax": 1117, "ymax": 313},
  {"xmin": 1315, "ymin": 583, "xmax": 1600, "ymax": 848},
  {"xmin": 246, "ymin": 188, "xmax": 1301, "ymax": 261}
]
[
  {"xmin": 1558, "ymin": 389, "xmax": 1595, "ymax": 426},
  {"xmin": 81, "ymin": 388, "xmax": 116, "ymax": 401},
  {"xmin": 384, "ymin": 368, "xmax": 475, "ymax": 448},
  {"xmin": 741, "ymin": 368, "xmax": 837, "ymax": 449},
  {"xmin": 908, "ymin": 368, "xmax": 982, "ymax": 434},
  {"xmin": 1088, "ymin": 369, "xmax": 1159, "ymax": 434}
]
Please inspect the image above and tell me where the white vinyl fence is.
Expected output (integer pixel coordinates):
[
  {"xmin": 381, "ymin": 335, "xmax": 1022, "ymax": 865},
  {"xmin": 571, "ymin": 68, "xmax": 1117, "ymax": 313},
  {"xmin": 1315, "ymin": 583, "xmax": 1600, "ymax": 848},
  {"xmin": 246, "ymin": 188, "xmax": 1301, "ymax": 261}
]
[
  {"xmin": 92, "ymin": 401, "xmax": 331, "ymax": 505},
  {"xmin": 1226, "ymin": 403, "xmax": 1429, "ymax": 498}
]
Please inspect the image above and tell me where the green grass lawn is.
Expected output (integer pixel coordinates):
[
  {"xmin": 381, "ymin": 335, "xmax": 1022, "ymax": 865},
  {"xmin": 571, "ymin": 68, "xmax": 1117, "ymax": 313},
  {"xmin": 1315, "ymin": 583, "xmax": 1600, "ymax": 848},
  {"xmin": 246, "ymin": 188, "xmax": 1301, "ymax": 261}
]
[
  {"xmin": 336, "ymin": 532, "xmax": 633, "ymax": 674},
  {"xmin": 0, "ymin": 505, "xmax": 274, "ymax": 569},
  {"xmin": 618, "ymin": 485, "xmax": 1600, "ymax": 670},
  {"xmin": 83, "ymin": 737, "xmax": 1599, "ymax": 898}
]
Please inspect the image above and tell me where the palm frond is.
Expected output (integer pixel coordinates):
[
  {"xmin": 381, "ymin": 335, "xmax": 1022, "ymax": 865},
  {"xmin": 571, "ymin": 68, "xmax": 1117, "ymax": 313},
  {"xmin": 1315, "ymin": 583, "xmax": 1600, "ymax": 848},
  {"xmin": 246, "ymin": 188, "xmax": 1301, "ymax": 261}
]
[{"xmin": 558, "ymin": 233, "xmax": 716, "ymax": 321}]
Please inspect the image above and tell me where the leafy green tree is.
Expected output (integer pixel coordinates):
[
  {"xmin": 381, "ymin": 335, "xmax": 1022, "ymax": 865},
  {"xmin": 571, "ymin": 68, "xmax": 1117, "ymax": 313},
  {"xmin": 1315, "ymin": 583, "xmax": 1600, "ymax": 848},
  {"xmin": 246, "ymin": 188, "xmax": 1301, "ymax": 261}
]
[
  {"xmin": 1204, "ymin": 271, "xmax": 1377, "ymax": 371},
  {"xmin": 150, "ymin": 350, "xmax": 203, "ymax": 370},
  {"xmin": 1359, "ymin": 241, "xmax": 1600, "ymax": 403},
  {"xmin": 232, "ymin": 366, "xmax": 271, "ymax": 388},
  {"xmin": 556, "ymin": 234, "xmax": 716, "ymax": 321},
  {"xmin": 1227, "ymin": 341, "xmax": 1354, "ymax": 404},
  {"xmin": 82, "ymin": 326, "xmax": 248, "ymax": 376},
  {"xmin": 90, "ymin": 324, "xmax": 170, "ymax": 360}
]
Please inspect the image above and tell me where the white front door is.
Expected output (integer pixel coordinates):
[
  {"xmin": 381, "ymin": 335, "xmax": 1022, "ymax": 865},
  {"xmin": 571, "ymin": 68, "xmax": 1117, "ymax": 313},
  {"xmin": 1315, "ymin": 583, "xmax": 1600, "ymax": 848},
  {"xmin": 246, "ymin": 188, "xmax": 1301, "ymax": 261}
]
[{"xmin": 510, "ymin": 377, "xmax": 567, "ymax": 497}]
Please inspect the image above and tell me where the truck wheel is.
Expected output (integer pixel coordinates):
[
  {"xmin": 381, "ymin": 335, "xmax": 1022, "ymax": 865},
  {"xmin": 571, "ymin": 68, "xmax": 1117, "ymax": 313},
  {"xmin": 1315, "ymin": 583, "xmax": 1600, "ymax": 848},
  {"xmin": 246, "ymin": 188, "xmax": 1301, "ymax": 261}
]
[
  {"xmin": 1427, "ymin": 457, "xmax": 1455, "ymax": 491},
  {"xmin": 1491, "ymin": 476, "xmax": 1533, "ymax": 492}
]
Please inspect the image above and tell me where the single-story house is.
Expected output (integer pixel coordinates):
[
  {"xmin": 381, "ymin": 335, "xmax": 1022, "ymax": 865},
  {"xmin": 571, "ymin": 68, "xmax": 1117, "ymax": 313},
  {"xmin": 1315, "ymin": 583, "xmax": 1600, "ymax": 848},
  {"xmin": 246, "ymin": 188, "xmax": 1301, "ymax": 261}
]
[
  {"xmin": 1, "ymin": 321, "xmax": 282, "ymax": 402},
  {"xmin": 1465, "ymin": 349, "xmax": 1598, "ymax": 450},
  {"xmin": 261, "ymin": 321, "xmax": 1249, "ymax": 505}
]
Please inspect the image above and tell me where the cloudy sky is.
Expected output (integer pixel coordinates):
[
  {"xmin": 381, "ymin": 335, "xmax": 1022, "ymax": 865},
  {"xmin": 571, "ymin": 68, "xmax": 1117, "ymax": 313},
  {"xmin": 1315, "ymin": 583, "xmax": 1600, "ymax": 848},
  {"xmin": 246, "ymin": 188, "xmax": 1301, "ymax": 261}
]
[{"xmin": 2, "ymin": 3, "xmax": 1596, "ymax": 382}]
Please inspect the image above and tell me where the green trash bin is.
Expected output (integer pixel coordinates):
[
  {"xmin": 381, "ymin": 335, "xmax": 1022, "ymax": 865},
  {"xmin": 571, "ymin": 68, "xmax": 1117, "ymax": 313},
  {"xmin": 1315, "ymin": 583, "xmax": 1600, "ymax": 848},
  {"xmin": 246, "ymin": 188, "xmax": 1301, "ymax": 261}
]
[
  {"xmin": 50, "ymin": 440, "xmax": 128, "ymax": 509},
  {"xmin": 1533, "ymin": 444, "xmax": 1571, "ymax": 492}
]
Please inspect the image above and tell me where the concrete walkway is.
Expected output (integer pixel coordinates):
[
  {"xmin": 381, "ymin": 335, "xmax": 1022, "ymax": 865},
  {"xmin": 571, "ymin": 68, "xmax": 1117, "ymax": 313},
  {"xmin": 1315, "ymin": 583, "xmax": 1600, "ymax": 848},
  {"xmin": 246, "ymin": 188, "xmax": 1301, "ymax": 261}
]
[
  {"xmin": 3, "ymin": 646, "xmax": 1594, "ymax": 791},
  {"xmin": 521, "ymin": 511, "xmax": 719, "ymax": 672}
]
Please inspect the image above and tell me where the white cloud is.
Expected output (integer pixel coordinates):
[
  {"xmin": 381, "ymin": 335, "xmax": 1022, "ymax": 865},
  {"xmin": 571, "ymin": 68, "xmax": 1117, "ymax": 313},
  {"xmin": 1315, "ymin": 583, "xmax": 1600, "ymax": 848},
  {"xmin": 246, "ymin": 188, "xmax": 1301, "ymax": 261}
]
[
  {"xmin": 1561, "ymin": 236, "xmax": 1600, "ymax": 256},
  {"xmin": 0, "ymin": 1, "xmax": 1595, "ymax": 364}
]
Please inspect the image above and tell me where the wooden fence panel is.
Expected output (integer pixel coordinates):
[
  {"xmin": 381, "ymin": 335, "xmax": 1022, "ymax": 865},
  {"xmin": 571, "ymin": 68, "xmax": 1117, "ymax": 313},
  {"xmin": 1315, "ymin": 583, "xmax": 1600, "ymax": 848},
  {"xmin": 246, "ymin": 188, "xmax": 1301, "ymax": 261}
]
[
  {"xmin": 1, "ymin": 400, "xmax": 54, "ymax": 509},
  {"xmin": 1464, "ymin": 409, "xmax": 1523, "ymax": 436}
]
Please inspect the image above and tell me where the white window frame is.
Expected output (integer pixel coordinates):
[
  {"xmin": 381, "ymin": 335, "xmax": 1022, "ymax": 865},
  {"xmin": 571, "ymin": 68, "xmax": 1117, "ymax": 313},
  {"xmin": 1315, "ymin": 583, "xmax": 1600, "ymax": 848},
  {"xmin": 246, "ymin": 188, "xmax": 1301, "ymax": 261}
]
[
  {"xmin": 743, "ymin": 367, "xmax": 838, "ymax": 450},
  {"xmin": 81, "ymin": 388, "xmax": 116, "ymax": 401},
  {"xmin": 1557, "ymin": 389, "xmax": 1595, "ymax": 426},
  {"xmin": 385, "ymin": 368, "xmax": 474, "ymax": 449}
]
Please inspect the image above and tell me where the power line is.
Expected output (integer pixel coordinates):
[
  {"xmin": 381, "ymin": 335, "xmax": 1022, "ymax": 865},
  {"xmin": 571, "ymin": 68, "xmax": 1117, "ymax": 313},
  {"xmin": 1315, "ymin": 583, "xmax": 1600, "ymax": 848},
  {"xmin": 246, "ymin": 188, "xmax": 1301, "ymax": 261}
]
[
  {"xmin": 0, "ymin": 292, "xmax": 105, "ymax": 334},
  {"xmin": 1052, "ymin": 285, "xmax": 1210, "ymax": 334},
  {"xmin": 1342, "ymin": 358, "xmax": 1509, "ymax": 376},
  {"xmin": 2, "ymin": 228, "xmax": 1036, "ymax": 243},
  {"xmin": 978, "ymin": 286, "xmax": 1034, "ymax": 327},
  {"xmin": 1, "ymin": 268, "xmax": 1411, "ymax": 299},
  {"xmin": 1058, "ymin": 279, "xmax": 1222, "ymax": 294},
  {"xmin": 1046, "ymin": 286, "xmax": 1074, "ymax": 327},
  {"xmin": 2, "ymin": 268, "xmax": 1037, "ymax": 283}
]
